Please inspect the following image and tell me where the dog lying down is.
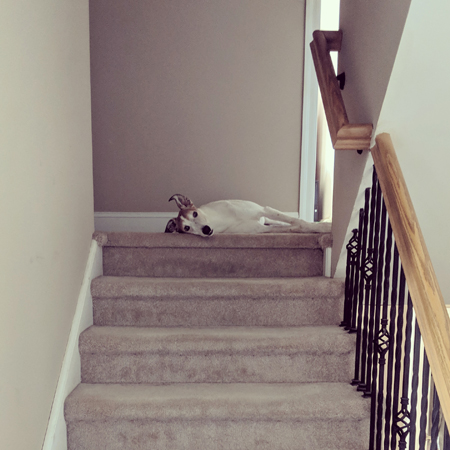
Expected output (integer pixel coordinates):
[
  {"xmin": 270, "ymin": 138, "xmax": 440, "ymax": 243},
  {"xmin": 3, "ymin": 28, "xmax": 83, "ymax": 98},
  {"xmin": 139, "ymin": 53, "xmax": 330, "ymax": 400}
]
[{"xmin": 165, "ymin": 194, "xmax": 331, "ymax": 237}]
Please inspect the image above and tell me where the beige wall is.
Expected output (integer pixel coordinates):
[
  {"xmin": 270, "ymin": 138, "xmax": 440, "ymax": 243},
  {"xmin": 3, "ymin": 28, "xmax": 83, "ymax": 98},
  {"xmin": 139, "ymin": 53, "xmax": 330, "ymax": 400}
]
[
  {"xmin": 330, "ymin": 0, "xmax": 411, "ymax": 275},
  {"xmin": 0, "ymin": 1, "xmax": 94, "ymax": 449},
  {"xmin": 376, "ymin": 0, "xmax": 450, "ymax": 304},
  {"xmin": 90, "ymin": 0, "xmax": 305, "ymax": 213}
]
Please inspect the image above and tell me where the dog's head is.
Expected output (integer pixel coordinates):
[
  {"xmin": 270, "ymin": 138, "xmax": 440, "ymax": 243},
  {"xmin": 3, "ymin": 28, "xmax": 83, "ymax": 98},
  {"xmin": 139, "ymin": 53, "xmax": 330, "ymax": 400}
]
[{"xmin": 165, "ymin": 194, "xmax": 214, "ymax": 237}]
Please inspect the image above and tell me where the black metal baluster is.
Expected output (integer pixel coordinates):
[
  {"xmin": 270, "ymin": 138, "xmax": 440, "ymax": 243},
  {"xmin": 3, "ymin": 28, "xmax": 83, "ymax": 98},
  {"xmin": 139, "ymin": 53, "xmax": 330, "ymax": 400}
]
[
  {"xmin": 350, "ymin": 209, "xmax": 364, "ymax": 333},
  {"xmin": 357, "ymin": 185, "xmax": 374, "ymax": 390},
  {"xmin": 343, "ymin": 239, "xmax": 352, "ymax": 328},
  {"xmin": 353, "ymin": 192, "xmax": 370, "ymax": 387},
  {"xmin": 374, "ymin": 217, "xmax": 393, "ymax": 450},
  {"xmin": 444, "ymin": 419, "xmax": 450, "ymax": 450},
  {"xmin": 418, "ymin": 350, "xmax": 430, "ymax": 449},
  {"xmin": 430, "ymin": 381, "xmax": 439, "ymax": 450},
  {"xmin": 364, "ymin": 174, "xmax": 383, "ymax": 398},
  {"xmin": 384, "ymin": 243, "xmax": 400, "ymax": 450},
  {"xmin": 409, "ymin": 320, "xmax": 422, "ymax": 449},
  {"xmin": 396, "ymin": 293, "xmax": 414, "ymax": 450},
  {"xmin": 343, "ymin": 228, "xmax": 358, "ymax": 329},
  {"xmin": 370, "ymin": 197, "xmax": 388, "ymax": 448},
  {"xmin": 391, "ymin": 267, "xmax": 408, "ymax": 450}
]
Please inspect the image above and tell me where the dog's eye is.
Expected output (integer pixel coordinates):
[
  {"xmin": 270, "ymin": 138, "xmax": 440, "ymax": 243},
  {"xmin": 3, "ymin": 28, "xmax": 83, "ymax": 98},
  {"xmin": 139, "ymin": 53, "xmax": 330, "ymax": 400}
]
[
  {"xmin": 193, "ymin": 212, "xmax": 198, "ymax": 218},
  {"xmin": 184, "ymin": 226, "xmax": 190, "ymax": 232}
]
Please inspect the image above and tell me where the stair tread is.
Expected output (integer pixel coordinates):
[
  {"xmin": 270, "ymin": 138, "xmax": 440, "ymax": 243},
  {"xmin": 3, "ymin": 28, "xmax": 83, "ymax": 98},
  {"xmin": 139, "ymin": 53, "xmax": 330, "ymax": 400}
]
[
  {"xmin": 65, "ymin": 382, "xmax": 369, "ymax": 422},
  {"xmin": 95, "ymin": 231, "xmax": 332, "ymax": 249},
  {"xmin": 91, "ymin": 276, "xmax": 344, "ymax": 298},
  {"xmin": 80, "ymin": 325, "xmax": 354, "ymax": 354},
  {"xmin": 92, "ymin": 277, "xmax": 344, "ymax": 327}
]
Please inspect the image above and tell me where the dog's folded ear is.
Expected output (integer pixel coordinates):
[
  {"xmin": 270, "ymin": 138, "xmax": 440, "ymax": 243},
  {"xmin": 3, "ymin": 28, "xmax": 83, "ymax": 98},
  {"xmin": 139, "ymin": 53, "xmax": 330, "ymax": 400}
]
[
  {"xmin": 169, "ymin": 194, "xmax": 194, "ymax": 210},
  {"xmin": 165, "ymin": 218, "xmax": 178, "ymax": 233}
]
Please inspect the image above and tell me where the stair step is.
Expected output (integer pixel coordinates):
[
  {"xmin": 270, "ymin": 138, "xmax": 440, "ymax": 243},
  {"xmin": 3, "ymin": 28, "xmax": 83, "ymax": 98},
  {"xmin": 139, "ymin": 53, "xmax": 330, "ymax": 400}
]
[
  {"xmin": 80, "ymin": 325, "xmax": 354, "ymax": 383},
  {"xmin": 92, "ymin": 276, "xmax": 344, "ymax": 326},
  {"xmin": 97, "ymin": 232, "xmax": 332, "ymax": 278},
  {"xmin": 66, "ymin": 230, "xmax": 371, "ymax": 449},
  {"xmin": 65, "ymin": 382, "xmax": 370, "ymax": 450}
]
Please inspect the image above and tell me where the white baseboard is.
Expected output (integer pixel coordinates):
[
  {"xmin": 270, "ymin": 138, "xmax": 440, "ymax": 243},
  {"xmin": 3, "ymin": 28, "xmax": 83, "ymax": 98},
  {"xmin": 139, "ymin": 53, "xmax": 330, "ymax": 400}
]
[
  {"xmin": 94, "ymin": 211, "xmax": 301, "ymax": 233},
  {"xmin": 42, "ymin": 239, "xmax": 103, "ymax": 450},
  {"xmin": 95, "ymin": 212, "xmax": 174, "ymax": 233},
  {"xmin": 324, "ymin": 247, "xmax": 332, "ymax": 278}
]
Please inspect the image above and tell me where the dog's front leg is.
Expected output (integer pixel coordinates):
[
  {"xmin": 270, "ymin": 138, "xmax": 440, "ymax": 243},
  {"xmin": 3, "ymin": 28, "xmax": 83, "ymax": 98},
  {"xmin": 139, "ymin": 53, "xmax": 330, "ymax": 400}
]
[{"xmin": 290, "ymin": 220, "xmax": 331, "ymax": 233}]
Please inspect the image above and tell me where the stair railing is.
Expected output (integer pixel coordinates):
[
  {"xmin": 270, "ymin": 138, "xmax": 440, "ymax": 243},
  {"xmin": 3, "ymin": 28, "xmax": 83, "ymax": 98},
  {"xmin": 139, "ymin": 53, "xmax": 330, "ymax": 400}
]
[
  {"xmin": 311, "ymin": 30, "xmax": 450, "ymax": 449},
  {"xmin": 343, "ymin": 133, "xmax": 450, "ymax": 449}
]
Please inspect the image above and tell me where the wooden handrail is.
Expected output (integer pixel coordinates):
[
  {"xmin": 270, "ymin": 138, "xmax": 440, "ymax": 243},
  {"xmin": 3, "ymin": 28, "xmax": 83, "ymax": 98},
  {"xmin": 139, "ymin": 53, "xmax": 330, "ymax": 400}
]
[
  {"xmin": 311, "ymin": 26, "xmax": 450, "ymax": 431},
  {"xmin": 310, "ymin": 30, "xmax": 373, "ymax": 150},
  {"xmin": 371, "ymin": 133, "xmax": 450, "ymax": 428}
]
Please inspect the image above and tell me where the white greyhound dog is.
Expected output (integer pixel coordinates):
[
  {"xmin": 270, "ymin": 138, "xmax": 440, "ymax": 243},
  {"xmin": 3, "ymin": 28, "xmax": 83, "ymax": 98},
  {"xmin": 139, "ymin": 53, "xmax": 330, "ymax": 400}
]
[{"xmin": 165, "ymin": 194, "xmax": 331, "ymax": 237}]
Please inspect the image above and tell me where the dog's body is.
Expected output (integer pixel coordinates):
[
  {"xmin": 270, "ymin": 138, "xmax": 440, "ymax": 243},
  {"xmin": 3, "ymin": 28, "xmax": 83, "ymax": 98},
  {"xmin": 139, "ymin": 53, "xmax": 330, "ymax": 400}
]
[{"xmin": 165, "ymin": 194, "xmax": 330, "ymax": 237}]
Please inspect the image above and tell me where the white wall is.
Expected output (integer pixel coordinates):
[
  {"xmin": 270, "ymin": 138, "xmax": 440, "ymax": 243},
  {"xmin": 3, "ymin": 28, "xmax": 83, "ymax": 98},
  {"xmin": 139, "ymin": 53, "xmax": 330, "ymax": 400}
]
[
  {"xmin": 0, "ymin": 1, "xmax": 94, "ymax": 448},
  {"xmin": 315, "ymin": 0, "xmax": 340, "ymax": 222},
  {"xmin": 330, "ymin": 0, "xmax": 411, "ymax": 275},
  {"xmin": 90, "ymin": 0, "xmax": 306, "ymax": 213},
  {"xmin": 376, "ymin": 0, "xmax": 450, "ymax": 304}
]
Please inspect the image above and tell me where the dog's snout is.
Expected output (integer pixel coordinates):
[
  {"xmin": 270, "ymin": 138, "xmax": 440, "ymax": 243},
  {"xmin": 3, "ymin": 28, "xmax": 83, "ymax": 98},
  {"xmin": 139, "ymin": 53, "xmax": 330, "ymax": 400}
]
[{"xmin": 202, "ymin": 225, "xmax": 213, "ymax": 236}]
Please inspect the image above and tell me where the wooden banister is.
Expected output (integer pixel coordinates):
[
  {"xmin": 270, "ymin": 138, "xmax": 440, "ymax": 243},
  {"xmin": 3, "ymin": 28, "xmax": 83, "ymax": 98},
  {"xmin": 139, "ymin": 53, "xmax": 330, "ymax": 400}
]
[
  {"xmin": 310, "ymin": 30, "xmax": 372, "ymax": 150},
  {"xmin": 371, "ymin": 133, "xmax": 450, "ymax": 428}
]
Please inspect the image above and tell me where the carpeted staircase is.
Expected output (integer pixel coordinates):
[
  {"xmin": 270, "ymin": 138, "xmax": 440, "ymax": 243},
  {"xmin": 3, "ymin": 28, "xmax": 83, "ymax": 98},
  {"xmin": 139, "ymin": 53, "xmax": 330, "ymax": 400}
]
[{"xmin": 64, "ymin": 231, "xmax": 370, "ymax": 449}]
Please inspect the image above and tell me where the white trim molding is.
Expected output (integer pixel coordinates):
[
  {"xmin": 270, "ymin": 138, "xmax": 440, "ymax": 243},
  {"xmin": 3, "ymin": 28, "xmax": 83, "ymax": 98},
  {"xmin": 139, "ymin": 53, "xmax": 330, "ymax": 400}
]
[
  {"xmin": 95, "ymin": 212, "xmax": 175, "ymax": 233},
  {"xmin": 42, "ymin": 239, "xmax": 103, "ymax": 450},
  {"xmin": 299, "ymin": 0, "xmax": 321, "ymax": 222}
]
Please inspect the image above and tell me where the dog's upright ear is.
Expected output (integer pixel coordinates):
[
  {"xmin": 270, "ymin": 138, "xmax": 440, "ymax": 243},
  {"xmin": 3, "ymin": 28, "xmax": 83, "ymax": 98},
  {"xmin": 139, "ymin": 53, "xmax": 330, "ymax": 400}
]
[
  {"xmin": 169, "ymin": 194, "xmax": 194, "ymax": 210},
  {"xmin": 165, "ymin": 218, "xmax": 178, "ymax": 233}
]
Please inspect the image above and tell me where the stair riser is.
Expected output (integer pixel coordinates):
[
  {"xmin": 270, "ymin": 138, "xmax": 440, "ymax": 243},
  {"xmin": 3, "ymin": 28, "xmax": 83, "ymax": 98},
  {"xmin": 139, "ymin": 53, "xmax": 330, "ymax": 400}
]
[
  {"xmin": 80, "ymin": 352, "xmax": 354, "ymax": 384},
  {"xmin": 103, "ymin": 247, "xmax": 324, "ymax": 278},
  {"xmin": 93, "ymin": 297, "xmax": 343, "ymax": 327},
  {"xmin": 67, "ymin": 418, "xmax": 370, "ymax": 450}
]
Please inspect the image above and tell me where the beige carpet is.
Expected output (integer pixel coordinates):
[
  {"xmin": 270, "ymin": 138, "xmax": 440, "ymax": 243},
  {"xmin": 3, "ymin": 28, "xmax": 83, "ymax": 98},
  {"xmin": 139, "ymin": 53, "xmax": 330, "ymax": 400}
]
[{"xmin": 65, "ymin": 231, "xmax": 370, "ymax": 449}]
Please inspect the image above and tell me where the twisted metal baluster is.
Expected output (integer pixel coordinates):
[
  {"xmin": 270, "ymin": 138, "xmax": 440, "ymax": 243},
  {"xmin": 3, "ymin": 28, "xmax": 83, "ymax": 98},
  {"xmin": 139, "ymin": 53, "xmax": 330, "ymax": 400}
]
[
  {"xmin": 396, "ymin": 397, "xmax": 412, "ymax": 450},
  {"xmin": 343, "ymin": 228, "xmax": 359, "ymax": 329},
  {"xmin": 350, "ymin": 210, "xmax": 364, "ymax": 333},
  {"xmin": 374, "ymin": 218, "xmax": 393, "ymax": 450},
  {"xmin": 364, "ymin": 175, "xmax": 383, "ymax": 398},
  {"xmin": 370, "ymin": 198, "xmax": 388, "ymax": 448}
]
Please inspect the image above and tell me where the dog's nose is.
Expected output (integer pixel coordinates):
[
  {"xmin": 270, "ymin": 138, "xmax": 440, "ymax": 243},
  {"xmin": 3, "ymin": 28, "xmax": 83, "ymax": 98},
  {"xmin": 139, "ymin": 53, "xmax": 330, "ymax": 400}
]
[{"xmin": 202, "ymin": 225, "xmax": 213, "ymax": 235}]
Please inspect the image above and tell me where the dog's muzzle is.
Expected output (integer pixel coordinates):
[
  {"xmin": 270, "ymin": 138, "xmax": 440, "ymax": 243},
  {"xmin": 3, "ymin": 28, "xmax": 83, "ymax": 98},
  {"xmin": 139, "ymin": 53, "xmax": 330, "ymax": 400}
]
[{"xmin": 202, "ymin": 225, "xmax": 213, "ymax": 236}]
